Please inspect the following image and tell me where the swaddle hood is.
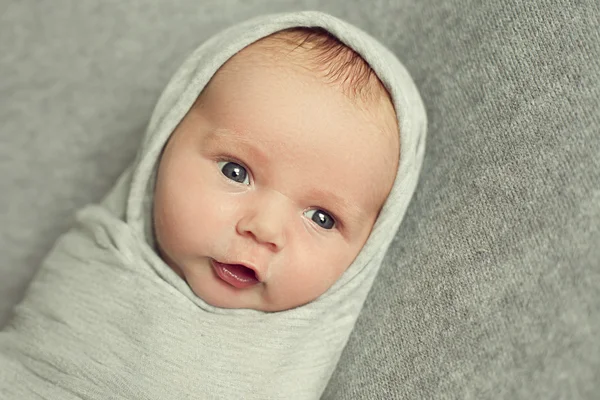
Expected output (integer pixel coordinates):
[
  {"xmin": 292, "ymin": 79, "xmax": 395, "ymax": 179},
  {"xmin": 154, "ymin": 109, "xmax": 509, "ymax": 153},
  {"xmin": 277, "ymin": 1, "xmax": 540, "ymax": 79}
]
[
  {"xmin": 1, "ymin": 10, "xmax": 426, "ymax": 400},
  {"xmin": 121, "ymin": 10, "xmax": 426, "ymax": 398}
]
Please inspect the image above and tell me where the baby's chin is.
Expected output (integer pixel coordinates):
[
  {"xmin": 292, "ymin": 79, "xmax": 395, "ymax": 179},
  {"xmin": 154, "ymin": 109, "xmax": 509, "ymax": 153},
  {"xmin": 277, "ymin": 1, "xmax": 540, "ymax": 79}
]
[
  {"xmin": 185, "ymin": 268, "xmax": 319, "ymax": 312},
  {"xmin": 155, "ymin": 247, "xmax": 328, "ymax": 312},
  {"xmin": 178, "ymin": 262, "xmax": 265, "ymax": 310}
]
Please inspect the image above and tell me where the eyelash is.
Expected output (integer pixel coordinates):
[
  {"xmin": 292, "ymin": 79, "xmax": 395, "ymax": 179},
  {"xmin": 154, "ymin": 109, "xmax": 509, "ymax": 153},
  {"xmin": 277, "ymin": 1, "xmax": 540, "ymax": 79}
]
[{"xmin": 215, "ymin": 157, "xmax": 340, "ymax": 231}]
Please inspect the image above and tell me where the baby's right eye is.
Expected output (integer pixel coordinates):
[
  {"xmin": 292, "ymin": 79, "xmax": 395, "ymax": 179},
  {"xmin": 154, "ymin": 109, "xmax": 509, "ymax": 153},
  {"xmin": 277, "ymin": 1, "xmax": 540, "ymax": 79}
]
[{"xmin": 218, "ymin": 161, "xmax": 250, "ymax": 185}]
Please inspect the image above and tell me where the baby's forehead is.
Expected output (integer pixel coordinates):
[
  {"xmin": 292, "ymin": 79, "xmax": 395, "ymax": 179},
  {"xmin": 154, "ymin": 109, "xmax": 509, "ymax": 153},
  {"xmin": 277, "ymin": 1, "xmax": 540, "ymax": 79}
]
[
  {"xmin": 240, "ymin": 28, "xmax": 391, "ymax": 106},
  {"xmin": 211, "ymin": 28, "xmax": 399, "ymax": 143}
]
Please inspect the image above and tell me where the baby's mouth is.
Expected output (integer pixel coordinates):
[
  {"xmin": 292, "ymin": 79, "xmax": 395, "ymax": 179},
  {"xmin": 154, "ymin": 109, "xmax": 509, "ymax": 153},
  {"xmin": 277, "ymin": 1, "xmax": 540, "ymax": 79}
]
[{"xmin": 211, "ymin": 260, "xmax": 260, "ymax": 289}]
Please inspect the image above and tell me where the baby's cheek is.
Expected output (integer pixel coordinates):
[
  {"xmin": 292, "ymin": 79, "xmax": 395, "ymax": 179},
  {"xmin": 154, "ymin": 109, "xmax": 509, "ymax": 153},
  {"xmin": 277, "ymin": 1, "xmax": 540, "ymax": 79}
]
[
  {"xmin": 153, "ymin": 200, "xmax": 185, "ymax": 258},
  {"xmin": 324, "ymin": 241, "xmax": 362, "ymax": 285},
  {"xmin": 307, "ymin": 246, "xmax": 351, "ymax": 293},
  {"xmin": 155, "ymin": 189, "xmax": 203, "ymax": 256}
]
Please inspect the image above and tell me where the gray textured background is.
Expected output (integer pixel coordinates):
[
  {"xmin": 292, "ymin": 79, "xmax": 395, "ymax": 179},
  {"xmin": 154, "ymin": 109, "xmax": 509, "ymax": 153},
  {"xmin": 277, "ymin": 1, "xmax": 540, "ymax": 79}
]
[{"xmin": 1, "ymin": 0, "xmax": 599, "ymax": 399}]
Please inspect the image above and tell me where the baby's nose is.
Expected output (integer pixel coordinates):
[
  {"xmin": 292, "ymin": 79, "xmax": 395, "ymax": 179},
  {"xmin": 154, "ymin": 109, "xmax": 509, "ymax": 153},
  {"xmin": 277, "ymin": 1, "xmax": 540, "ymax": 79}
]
[{"xmin": 236, "ymin": 192, "xmax": 289, "ymax": 251}]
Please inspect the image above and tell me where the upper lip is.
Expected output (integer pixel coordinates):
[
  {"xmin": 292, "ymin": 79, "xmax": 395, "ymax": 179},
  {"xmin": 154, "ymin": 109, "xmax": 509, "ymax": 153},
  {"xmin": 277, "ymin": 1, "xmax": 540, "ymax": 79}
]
[{"xmin": 215, "ymin": 259, "xmax": 262, "ymax": 282}]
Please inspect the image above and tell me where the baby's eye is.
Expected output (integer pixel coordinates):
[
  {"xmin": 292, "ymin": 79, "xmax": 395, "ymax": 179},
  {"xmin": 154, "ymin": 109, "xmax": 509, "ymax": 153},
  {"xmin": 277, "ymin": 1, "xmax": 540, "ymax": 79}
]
[
  {"xmin": 304, "ymin": 209, "xmax": 335, "ymax": 230},
  {"xmin": 218, "ymin": 161, "xmax": 250, "ymax": 185}
]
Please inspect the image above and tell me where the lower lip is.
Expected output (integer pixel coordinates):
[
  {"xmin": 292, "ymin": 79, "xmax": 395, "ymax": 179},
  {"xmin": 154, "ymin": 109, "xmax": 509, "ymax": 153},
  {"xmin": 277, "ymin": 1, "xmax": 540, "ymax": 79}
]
[{"xmin": 211, "ymin": 260, "xmax": 260, "ymax": 289}]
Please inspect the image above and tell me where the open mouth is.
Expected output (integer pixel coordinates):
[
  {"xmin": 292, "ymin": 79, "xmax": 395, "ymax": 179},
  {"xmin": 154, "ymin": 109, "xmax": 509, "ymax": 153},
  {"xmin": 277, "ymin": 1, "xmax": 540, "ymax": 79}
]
[{"xmin": 211, "ymin": 260, "xmax": 260, "ymax": 289}]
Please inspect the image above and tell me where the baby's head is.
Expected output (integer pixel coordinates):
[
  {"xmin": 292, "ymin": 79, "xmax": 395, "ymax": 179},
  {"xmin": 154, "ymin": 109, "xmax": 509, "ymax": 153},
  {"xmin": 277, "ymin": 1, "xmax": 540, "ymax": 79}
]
[{"xmin": 153, "ymin": 27, "xmax": 399, "ymax": 312}]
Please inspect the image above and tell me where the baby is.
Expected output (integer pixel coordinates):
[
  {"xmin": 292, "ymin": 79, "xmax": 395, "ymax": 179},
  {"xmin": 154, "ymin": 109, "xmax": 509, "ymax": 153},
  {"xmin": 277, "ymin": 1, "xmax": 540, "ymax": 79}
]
[
  {"xmin": 0, "ymin": 11, "xmax": 425, "ymax": 400},
  {"xmin": 153, "ymin": 27, "xmax": 400, "ymax": 312}
]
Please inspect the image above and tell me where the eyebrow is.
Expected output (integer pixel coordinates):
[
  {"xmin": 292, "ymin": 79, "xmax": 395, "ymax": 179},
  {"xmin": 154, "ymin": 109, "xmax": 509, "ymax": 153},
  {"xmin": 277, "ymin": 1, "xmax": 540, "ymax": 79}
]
[{"xmin": 204, "ymin": 128, "xmax": 270, "ymax": 165}]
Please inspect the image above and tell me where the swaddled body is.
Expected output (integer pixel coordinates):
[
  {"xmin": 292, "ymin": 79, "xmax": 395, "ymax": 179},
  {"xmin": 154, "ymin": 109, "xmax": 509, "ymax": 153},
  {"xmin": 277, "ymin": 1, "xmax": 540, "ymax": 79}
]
[{"xmin": 0, "ymin": 11, "xmax": 426, "ymax": 399}]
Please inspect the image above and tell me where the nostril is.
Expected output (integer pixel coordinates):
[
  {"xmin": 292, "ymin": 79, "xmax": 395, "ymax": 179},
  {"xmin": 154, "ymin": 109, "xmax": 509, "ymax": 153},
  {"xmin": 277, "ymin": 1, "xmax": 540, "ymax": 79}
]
[{"xmin": 236, "ymin": 212, "xmax": 286, "ymax": 251}]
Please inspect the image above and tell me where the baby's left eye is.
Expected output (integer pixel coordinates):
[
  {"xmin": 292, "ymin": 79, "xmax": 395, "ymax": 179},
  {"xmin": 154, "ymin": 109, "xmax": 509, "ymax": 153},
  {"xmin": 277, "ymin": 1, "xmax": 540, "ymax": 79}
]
[{"xmin": 304, "ymin": 209, "xmax": 335, "ymax": 230}]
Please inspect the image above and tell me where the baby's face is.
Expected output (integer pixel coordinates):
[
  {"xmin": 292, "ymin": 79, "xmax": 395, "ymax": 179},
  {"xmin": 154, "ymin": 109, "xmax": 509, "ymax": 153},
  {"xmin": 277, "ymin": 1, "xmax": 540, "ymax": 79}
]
[{"xmin": 153, "ymin": 44, "xmax": 399, "ymax": 311}]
